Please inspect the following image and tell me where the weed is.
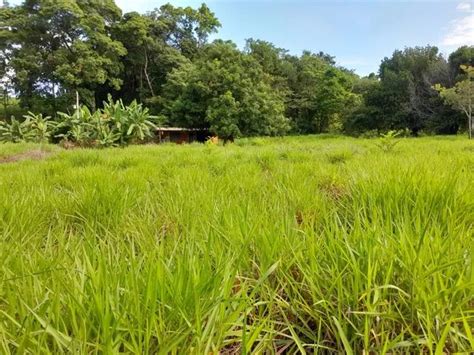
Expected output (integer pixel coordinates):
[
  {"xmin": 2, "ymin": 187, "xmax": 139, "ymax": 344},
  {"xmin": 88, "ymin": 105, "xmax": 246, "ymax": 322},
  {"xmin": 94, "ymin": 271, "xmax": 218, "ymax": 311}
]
[
  {"xmin": 327, "ymin": 150, "xmax": 352, "ymax": 164},
  {"xmin": 376, "ymin": 130, "xmax": 402, "ymax": 152}
]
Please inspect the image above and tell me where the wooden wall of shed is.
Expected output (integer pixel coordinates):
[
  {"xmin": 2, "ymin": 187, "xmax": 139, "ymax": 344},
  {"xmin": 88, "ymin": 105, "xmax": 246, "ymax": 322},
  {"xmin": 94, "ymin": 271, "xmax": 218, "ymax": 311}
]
[{"xmin": 157, "ymin": 130, "xmax": 209, "ymax": 144}]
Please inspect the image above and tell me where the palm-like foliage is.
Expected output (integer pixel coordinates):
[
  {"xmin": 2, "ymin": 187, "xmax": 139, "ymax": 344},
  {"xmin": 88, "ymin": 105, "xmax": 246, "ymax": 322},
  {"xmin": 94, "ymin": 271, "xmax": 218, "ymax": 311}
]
[
  {"xmin": 0, "ymin": 117, "xmax": 30, "ymax": 142},
  {"xmin": 23, "ymin": 112, "xmax": 57, "ymax": 143},
  {"xmin": 124, "ymin": 100, "xmax": 157, "ymax": 142},
  {"xmin": 0, "ymin": 114, "xmax": 54, "ymax": 143},
  {"xmin": 56, "ymin": 107, "xmax": 97, "ymax": 146},
  {"xmin": 1, "ymin": 97, "xmax": 160, "ymax": 147},
  {"xmin": 376, "ymin": 130, "xmax": 402, "ymax": 152},
  {"xmin": 56, "ymin": 99, "xmax": 158, "ymax": 147},
  {"xmin": 102, "ymin": 95, "xmax": 129, "ymax": 145}
]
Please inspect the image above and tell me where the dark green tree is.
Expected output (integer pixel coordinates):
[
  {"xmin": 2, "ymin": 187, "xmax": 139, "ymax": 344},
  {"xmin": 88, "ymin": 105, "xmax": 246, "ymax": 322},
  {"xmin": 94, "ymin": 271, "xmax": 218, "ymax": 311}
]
[
  {"xmin": 0, "ymin": 0, "xmax": 127, "ymax": 113},
  {"xmin": 160, "ymin": 40, "xmax": 290, "ymax": 141},
  {"xmin": 287, "ymin": 52, "xmax": 357, "ymax": 133},
  {"xmin": 448, "ymin": 45, "xmax": 474, "ymax": 81},
  {"xmin": 113, "ymin": 4, "xmax": 220, "ymax": 106},
  {"xmin": 353, "ymin": 46, "xmax": 461, "ymax": 134}
]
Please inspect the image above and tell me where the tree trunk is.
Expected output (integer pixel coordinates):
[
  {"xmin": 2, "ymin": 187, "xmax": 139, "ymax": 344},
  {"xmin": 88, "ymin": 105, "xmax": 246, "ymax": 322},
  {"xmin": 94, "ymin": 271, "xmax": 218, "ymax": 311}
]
[
  {"xmin": 469, "ymin": 113, "xmax": 472, "ymax": 139},
  {"xmin": 144, "ymin": 47, "xmax": 155, "ymax": 97},
  {"xmin": 76, "ymin": 91, "xmax": 80, "ymax": 118},
  {"xmin": 469, "ymin": 86, "xmax": 472, "ymax": 139}
]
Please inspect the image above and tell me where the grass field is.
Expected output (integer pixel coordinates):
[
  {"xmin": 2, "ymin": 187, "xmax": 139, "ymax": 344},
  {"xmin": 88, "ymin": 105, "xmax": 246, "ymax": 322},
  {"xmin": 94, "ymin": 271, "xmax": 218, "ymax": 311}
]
[{"xmin": 0, "ymin": 136, "xmax": 473, "ymax": 353}]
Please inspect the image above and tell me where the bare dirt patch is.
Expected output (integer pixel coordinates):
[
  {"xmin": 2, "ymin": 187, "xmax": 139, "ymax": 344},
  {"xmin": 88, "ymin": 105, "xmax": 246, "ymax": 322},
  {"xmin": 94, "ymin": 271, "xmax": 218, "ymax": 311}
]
[{"xmin": 0, "ymin": 149, "xmax": 52, "ymax": 164}]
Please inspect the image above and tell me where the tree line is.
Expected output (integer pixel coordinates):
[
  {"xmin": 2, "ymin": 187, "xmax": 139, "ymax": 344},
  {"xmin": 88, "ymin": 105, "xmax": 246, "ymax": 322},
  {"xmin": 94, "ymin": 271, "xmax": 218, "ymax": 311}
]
[{"xmin": 1, "ymin": 1, "xmax": 473, "ymax": 140}]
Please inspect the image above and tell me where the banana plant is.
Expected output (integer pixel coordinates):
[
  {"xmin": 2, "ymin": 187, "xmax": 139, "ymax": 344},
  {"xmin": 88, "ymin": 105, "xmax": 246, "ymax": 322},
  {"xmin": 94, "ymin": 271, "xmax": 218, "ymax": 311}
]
[
  {"xmin": 124, "ymin": 100, "xmax": 157, "ymax": 142},
  {"xmin": 0, "ymin": 117, "xmax": 34, "ymax": 142},
  {"xmin": 102, "ymin": 96, "xmax": 128, "ymax": 144},
  {"xmin": 96, "ymin": 124, "xmax": 121, "ymax": 147},
  {"xmin": 56, "ymin": 107, "xmax": 98, "ymax": 146},
  {"xmin": 48, "ymin": 98, "xmax": 159, "ymax": 147},
  {"xmin": 22, "ymin": 112, "xmax": 57, "ymax": 143}
]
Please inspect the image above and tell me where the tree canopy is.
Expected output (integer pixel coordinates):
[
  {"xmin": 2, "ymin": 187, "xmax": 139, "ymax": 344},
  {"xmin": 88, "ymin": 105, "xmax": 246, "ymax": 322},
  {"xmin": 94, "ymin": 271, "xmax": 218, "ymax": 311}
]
[
  {"xmin": 1, "ymin": 0, "xmax": 126, "ymax": 111},
  {"xmin": 1, "ymin": 1, "xmax": 473, "ymax": 138},
  {"xmin": 347, "ymin": 46, "xmax": 471, "ymax": 135},
  {"xmin": 161, "ymin": 40, "xmax": 289, "ymax": 140},
  {"xmin": 435, "ymin": 65, "xmax": 473, "ymax": 139}
]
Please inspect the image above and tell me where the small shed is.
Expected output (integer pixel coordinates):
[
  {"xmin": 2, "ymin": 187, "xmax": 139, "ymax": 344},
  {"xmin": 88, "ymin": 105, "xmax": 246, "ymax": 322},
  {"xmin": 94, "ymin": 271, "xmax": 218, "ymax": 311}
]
[{"xmin": 156, "ymin": 127, "xmax": 209, "ymax": 144}]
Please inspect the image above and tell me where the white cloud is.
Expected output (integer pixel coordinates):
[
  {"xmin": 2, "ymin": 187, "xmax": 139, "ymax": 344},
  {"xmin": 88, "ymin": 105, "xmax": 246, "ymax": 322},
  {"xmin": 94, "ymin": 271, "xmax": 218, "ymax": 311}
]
[
  {"xmin": 456, "ymin": 2, "xmax": 471, "ymax": 12},
  {"xmin": 441, "ymin": 14, "xmax": 474, "ymax": 47}
]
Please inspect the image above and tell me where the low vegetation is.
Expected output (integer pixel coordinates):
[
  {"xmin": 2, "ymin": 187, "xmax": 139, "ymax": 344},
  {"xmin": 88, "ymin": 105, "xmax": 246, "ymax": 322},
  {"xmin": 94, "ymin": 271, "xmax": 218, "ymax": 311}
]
[
  {"xmin": 0, "ymin": 1, "xmax": 473, "ymax": 353},
  {"xmin": 0, "ymin": 98, "xmax": 160, "ymax": 147},
  {"xmin": 0, "ymin": 136, "xmax": 472, "ymax": 353}
]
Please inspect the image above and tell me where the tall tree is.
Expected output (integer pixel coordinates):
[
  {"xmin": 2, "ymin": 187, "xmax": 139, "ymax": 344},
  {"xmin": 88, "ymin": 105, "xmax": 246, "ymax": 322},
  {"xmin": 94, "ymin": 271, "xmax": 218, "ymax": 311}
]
[
  {"xmin": 160, "ymin": 40, "xmax": 290, "ymax": 141},
  {"xmin": 288, "ymin": 52, "xmax": 357, "ymax": 133},
  {"xmin": 435, "ymin": 65, "xmax": 473, "ymax": 139},
  {"xmin": 342, "ymin": 74, "xmax": 379, "ymax": 133},
  {"xmin": 353, "ymin": 46, "xmax": 461, "ymax": 134},
  {"xmin": 114, "ymin": 4, "xmax": 220, "ymax": 106},
  {"xmin": 0, "ymin": 0, "xmax": 126, "ymax": 113},
  {"xmin": 148, "ymin": 3, "xmax": 220, "ymax": 59},
  {"xmin": 448, "ymin": 46, "xmax": 474, "ymax": 81}
]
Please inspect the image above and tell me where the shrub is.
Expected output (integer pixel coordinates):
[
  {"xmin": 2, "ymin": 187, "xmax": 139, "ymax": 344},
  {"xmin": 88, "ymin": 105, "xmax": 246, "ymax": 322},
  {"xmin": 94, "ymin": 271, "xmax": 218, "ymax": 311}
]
[
  {"xmin": 0, "ymin": 113, "xmax": 56, "ymax": 143},
  {"xmin": 0, "ymin": 97, "xmax": 160, "ymax": 147},
  {"xmin": 23, "ymin": 112, "xmax": 57, "ymax": 143},
  {"xmin": 0, "ymin": 117, "xmax": 31, "ymax": 142},
  {"xmin": 376, "ymin": 130, "xmax": 402, "ymax": 152},
  {"xmin": 55, "ymin": 106, "xmax": 100, "ymax": 147},
  {"xmin": 56, "ymin": 97, "xmax": 159, "ymax": 147}
]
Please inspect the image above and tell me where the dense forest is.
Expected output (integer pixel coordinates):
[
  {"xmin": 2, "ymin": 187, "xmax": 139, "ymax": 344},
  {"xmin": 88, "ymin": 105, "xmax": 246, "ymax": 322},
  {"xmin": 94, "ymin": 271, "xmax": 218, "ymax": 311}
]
[{"xmin": 1, "ymin": 0, "xmax": 473, "ymax": 139}]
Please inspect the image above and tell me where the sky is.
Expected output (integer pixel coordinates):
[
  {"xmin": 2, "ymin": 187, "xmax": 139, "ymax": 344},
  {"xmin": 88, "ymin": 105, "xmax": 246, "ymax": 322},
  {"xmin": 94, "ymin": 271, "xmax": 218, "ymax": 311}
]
[{"xmin": 6, "ymin": 0, "xmax": 474, "ymax": 75}]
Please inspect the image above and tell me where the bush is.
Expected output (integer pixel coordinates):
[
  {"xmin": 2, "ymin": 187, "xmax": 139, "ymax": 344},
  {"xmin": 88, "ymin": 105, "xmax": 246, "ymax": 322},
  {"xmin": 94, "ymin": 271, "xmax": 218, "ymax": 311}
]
[
  {"xmin": 0, "ymin": 98, "xmax": 27, "ymax": 121},
  {"xmin": 0, "ymin": 97, "xmax": 162, "ymax": 147},
  {"xmin": 0, "ymin": 117, "xmax": 30, "ymax": 143},
  {"xmin": 24, "ymin": 112, "xmax": 57, "ymax": 143},
  {"xmin": 0, "ymin": 113, "xmax": 56, "ymax": 143},
  {"xmin": 376, "ymin": 130, "xmax": 402, "ymax": 152},
  {"xmin": 56, "ymin": 97, "xmax": 160, "ymax": 147}
]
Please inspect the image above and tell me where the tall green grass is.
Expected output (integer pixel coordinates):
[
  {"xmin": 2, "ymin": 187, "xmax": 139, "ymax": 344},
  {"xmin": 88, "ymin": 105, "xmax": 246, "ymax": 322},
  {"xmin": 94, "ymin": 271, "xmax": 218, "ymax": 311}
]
[{"xmin": 0, "ymin": 136, "xmax": 473, "ymax": 353}]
